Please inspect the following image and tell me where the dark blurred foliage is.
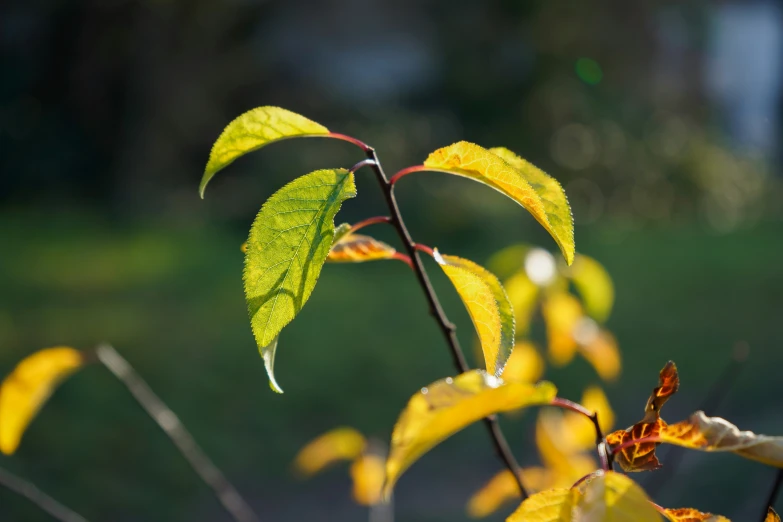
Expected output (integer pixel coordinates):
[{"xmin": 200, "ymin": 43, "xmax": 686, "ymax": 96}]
[{"xmin": 1, "ymin": 0, "xmax": 782, "ymax": 521}]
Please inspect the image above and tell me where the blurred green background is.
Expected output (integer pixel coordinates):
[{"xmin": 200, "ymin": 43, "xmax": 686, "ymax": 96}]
[{"xmin": 1, "ymin": 1, "xmax": 782, "ymax": 520}]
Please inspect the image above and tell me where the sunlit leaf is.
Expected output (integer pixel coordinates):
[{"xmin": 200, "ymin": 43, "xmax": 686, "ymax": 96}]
[
  {"xmin": 501, "ymin": 342, "xmax": 544, "ymax": 384},
  {"xmin": 293, "ymin": 427, "xmax": 366, "ymax": 477},
  {"xmin": 768, "ymin": 508, "xmax": 781, "ymax": 522},
  {"xmin": 489, "ymin": 147, "xmax": 574, "ymax": 266},
  {"xmin": 662, "ymin": 507, "xmax": 730, "ymax": 522},
  {"xmin": 578, "ymin": 328, "xmax": 621, "ymax": 382},
  {"xmin": 434, "ymin": 251, "xmax": 514, "ymax": 376},
  {"xmin": 656, "ymin": 411, "xmax": 783, "ymax": 468},
  {"xmin": 467, "ymin": 468, "xmax": 553, "ymax": 518},
  {"xmin": 0, "ymin": 347, "xmax": 85, "ymax": 455},
  {"xmin": 327, "ymin": 232, "xmax": 397, "ymax": 263},
  {"xmin": 200, "ymin": 106, "xmax": 329, "ymax": 197},
  {"xmin": 507, "ymin": 472, "xmax": 661, "ymax": 522},
  {"xmin": 244, "ymin": 169, "xmax": 356, "ymax": 390},
  {"xmin": 576, "ymin": 471, "xmax": 662, "ymax": 522},
  {"xmin": 350, "ymin": 453, "xmax": 385, "ymax": 506},
  {"xmin": 606, "ymin": 362, "xmax": 679, "ymax": 471},
  {"xmin": 423, "ymin": 142, "xmax": 574, "ymax": 264},
  {"xmin": 506, "ymin": 488, "xmax": 577, "ymax": 522},
  {"xmin": 260, "ymin": 336, "xmax": 283, "ymax": 393},
  {"xmin": 504, "ymin": 271, "xmax": 539, "ymax": 336},
  {"xmin": 332, "ymin": 223, "xmax": 353, "ymax": 244},
  {"xmin": 566, "ymin": 254, "xmax": 614, "ymax": 323},
  {"xmin": 385, "ymin": 371, "xmax": 557, "ymax": 498},
  {"xmin": 541, "ymin": 292, "xmax": 582, "ymax": 366}
]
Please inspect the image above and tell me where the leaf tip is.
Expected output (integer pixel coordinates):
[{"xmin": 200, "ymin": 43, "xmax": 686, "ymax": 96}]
[{"xmin": 260, "ymin": 336, "xmax": 283, "ymax": 394}]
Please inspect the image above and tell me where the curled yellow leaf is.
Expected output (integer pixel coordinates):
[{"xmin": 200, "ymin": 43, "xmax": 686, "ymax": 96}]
[
  {"xmin": 501, "ymin": 342, "xmax": 545, "ymax": 384},
  {"xmin": 566, "ymin": 254, "xmax": 615, "ymax": 323},
  {"xmin": 293, "ymin": 427, "xmax": 366, "ymax": 477},
  {"xmin": 200, "ymin": 106, "xmax": 329, "ymax": 197},
  {"xmin": 385, "ymin": 371, "xmax": 557, "ymax": 498},
  {"xmin": 350, "ymin": 453, "xmax": 386, "ymax": 506},
  {"xmin": 576, "ymin": 471, "xmax": 662, "ymax": 522},
  {"xmin": 435, "ymin": 251, "xmax": 514, "ymax": 377},
  {"xmin": 327, "ymin": 233, "xmax": 397, "ymax": 263},
  {"xmin": 0, "ymin": 347, "xmax": 85, "ymax": 455},
  {"xmin": 577, "ymin": 324, "xmax": 621, "ymax": 382},
  {"xmin": 423, "ymin": 142, "xmax": 574, "ymax": 264},
  {"xmin": 504, "ymin": 271, "xmax": 539, "ymax": 336},
  {"xmin": 541, "ymin": 292, "xmax": 582, "ymax": 366}
]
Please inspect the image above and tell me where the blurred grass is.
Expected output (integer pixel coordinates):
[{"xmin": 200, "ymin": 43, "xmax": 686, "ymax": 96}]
[{"xmin": 0, "ymin": 211, "xmax": 781, "ymax": 521}]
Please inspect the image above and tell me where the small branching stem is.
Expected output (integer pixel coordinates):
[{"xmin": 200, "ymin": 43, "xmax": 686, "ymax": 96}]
[
  {"xmin": 0, "ymin": 466, "xmax": 89, "ymax": 522},
  {"xmin": 388, "ymin": 166, "xmax": 428, "ymax": 186},
  {"xmin": 412, "ymin": 243, "xmax": 435, "ymax": 257},
  {"xmin": 550, "ymin": 397, "xmax": 609, "ymax": 471},
  {"xmin": 349, "ymin": 216, "xmax": 392, "ymax": 234},
  {"xmin": 96, "ymin": 344, "xmax": 260, "ymax": 522},
  {"xmin": 353, "ymin": 150, "xmax": 529, "ymax": 500}
]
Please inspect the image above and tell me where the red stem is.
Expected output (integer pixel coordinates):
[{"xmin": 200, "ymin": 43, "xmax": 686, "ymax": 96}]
[
  {"xmin": 413, "ymin": 243, "xmax": 435, "ymax": 257},
  {"xmin": 349, "ymin": 216, "xmax": 392, "ymax": 234},
  {"xmin": 391, "ymin": 253, "xmax": 414, "ymax": 269},
  {"xmin": 551, "ymin": 397, "xmax": 609, "ymax": 471},
  {"xmin": 328, "ymin": 132, "xmax": 372, "ymax": 151},
  {"xmin": 389, "ymin": 165, "xmax": 429, "ymax": 185}
]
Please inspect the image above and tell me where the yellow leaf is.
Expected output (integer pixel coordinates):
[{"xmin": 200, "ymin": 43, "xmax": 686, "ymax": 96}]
[
  {"xmin": 536, "ymin": 410, "xmax": 597, "ymax": 481},
  {"xmin": 0, "ymin": 347, "xmax": 85, "ymax": 455},
  {"xmin": 576, "ymin": 471, "xmax": 662, "ymax": 522},
  {"xmin": 506, "ymin": 488, "xmax": 577, "ymax": 522},
  {"xmin": 350, "ymin": 453, "xmax": 385, "ymax": 506},
  {"xmin": 768, "ymin": 508, "xmax": 781, "ymax": 522},
  {"xmin": 467, "ymin": 468, "xmax": 554, "ymax": 518},
  {"xmin": 662, "ymin": 507, "xmax": 731, "ymax": 521},
  {"xmin": 504, "ymin": 271, "xmax": 539, "ymax": 336},
  {"xmin": 200, "ymin": 106, "xmax": 329, "ymax": 197},
  {"xmin": 327, "ymin": 233, "xmax": 397, "ymax": 263},
  {"xmin": 435, "ymin": 251, "xmax": 514, "ymax": 377},
  {"xmin": 385, "ymin": 371, "xmax": 557, "ymax": 497},
  {"xmin": 578, "ymin": 328, "xmax": 621, "ymax": 382},
  {"xmin": 580, "ymin": 386, "xmax": 616, "ymax": 435},
  {"xmin": 489, "ymin": 147, "xmax": 574, "ymax": 265},
  {"xmin": 541, "ymin": 292, "xmax": 582, "ymax": 366},
  {"xmin": 501, "ymin": 342, "xmax": 545, "ymax": 384},
  {"xmin": 657, "ymin": 411, "xmax": 783, "ymax": 468},
  {"xmin": 293, "ymin": 427, "xmax": 366, "ymax": 477},
  {"xmin": 566, "ymin": 254, "xmax": 615, "ymax": 323},
  {"xmin": 423, "ymin": 142, "xmax": 574, "ymax": 264}
]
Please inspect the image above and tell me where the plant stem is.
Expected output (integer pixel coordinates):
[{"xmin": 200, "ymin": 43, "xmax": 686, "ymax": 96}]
[
  {"xmin": 0, "ymin": 465, "xmax": 89, "ymax": 522},
  {"xmin": 762, "ymin": 469, "xmax": 782, "ymax": 522},
  {"xmin": 360, "ymin": 149, "xmax": 529, "ymax": 500},
  {"xmin": 550, "ymin": 397, "xmax": 608, "ymax": 471},
  {"xmin": 349, "ymin": 216, "xmax": 393, "ymax": 234},
  {"xmin": 96, "ymin": 344, "xmax": 260, "ymax": 522}
]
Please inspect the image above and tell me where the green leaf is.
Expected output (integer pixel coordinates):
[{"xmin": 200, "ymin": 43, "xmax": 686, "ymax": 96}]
[
  {"xmin": 423, "ymin": 142, "xmax": 574, "ymax": 264},
  {"xmin": 434, "ymin": 250, "xmax": 515, "ymax": 376},
  {"xmin": 488, "ymin": 147, "xmax": 574, "ymax": 266},
  {"xmin": 244, "ymin": 169, "xmax": 356, "ymax": 390},
  {"xmin": 200, "ymin": 106, "xmax": 329, "ymax": 198}
]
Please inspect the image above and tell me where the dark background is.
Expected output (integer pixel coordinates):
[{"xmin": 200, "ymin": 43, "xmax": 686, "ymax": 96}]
[{"xmin": 1, "ymin": 0, "xmax": 782, "ymax": 520}]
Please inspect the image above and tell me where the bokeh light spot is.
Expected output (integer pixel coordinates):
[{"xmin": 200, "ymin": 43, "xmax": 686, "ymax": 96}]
[{"xmin": 576, "ymin": 58, "xmax": 603, "ymax": 85}]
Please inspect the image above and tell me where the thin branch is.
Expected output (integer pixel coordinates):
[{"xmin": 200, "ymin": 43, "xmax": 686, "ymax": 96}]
[
  {"xmin": 357, "ymin": 149, "xmax": 529, "ymax": 501},
  {"xmin": 762, "ymin": 469, "xmax": 783, "ymax": 522},
  {"xmin": 388, "ymin": 166, "xmax": 428, "ymax": 186},
  {"xmin": 0, "ymin": 465, "xmax": 89, "ymax": 522},
  {"xmin": 349, "ymin": 216, "xmax": 393, "ymax": 234},
  {"xmin": 96, "ymin": 344, "xmax": 260, "ymax": 522},
  {"xmin": 550, "ymin": 397, "xmax": 608, "ymax": 471}
]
